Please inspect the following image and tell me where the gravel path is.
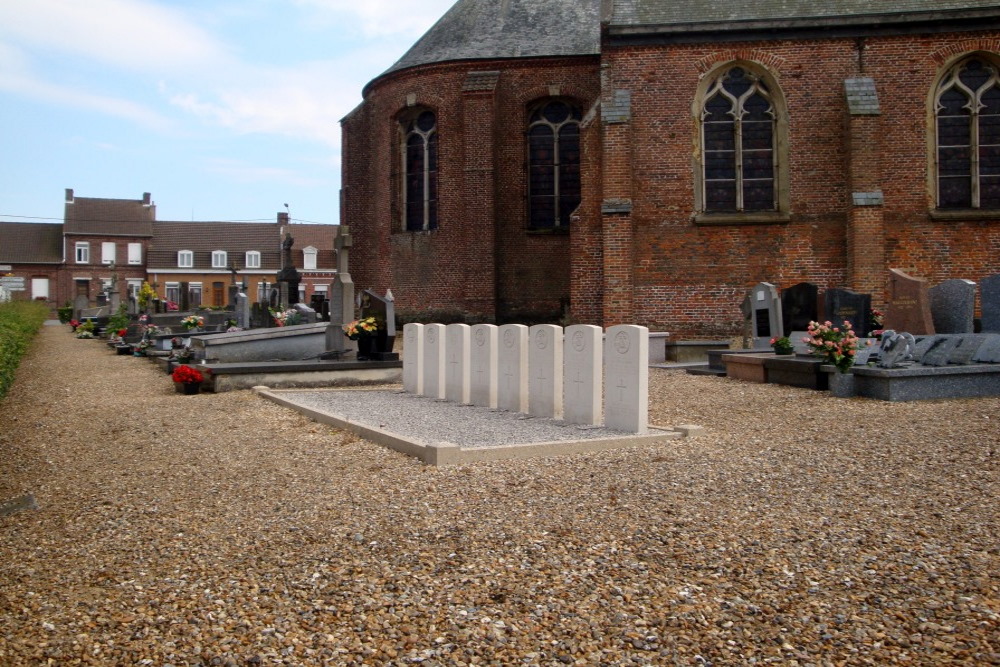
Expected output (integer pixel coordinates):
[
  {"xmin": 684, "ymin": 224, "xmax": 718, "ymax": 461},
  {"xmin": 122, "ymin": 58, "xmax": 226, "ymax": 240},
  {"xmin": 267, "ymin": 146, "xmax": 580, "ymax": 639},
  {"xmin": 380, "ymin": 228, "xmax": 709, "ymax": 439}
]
[{"xmin": 0, "ymin": 325, "xmax": 998, "ymax": 665}]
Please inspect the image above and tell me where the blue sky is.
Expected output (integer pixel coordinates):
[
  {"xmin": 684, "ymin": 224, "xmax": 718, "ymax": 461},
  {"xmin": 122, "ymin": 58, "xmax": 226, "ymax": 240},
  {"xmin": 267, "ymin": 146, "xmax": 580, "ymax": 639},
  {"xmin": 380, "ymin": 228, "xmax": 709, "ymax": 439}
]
[{"xmin": 0, "ymin": 0, "xmax": 456, "ymax": 226}]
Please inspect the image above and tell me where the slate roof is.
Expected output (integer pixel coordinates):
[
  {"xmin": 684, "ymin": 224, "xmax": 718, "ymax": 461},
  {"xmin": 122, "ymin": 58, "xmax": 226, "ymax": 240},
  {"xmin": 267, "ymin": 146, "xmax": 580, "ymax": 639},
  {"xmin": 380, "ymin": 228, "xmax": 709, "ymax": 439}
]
[
  {"xmin": 608, "ymin": 0, "xmax": 1000, "ymax": 33},
  {"xmin": 148, "ymin": 222, "xmax": 284, "ymax": 271},
  {"xmin": 0, "ymin": 222, "xmax": 64, "ymax": 264},
  {"xmin": 64, "ymin": 195, "xmax": 154, "ymax": 237},
  {"xmin": 378, "ymin": 0, "xmax": 601, "ymax": 80}
]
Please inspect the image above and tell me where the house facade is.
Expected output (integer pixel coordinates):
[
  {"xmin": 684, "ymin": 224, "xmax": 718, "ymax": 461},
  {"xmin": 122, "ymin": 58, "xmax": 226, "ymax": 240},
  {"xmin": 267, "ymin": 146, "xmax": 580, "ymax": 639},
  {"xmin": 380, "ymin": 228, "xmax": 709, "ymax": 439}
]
[
  {"xmin": 0, "ymin": 192, "xmax": 336, "ymax": 312},
  {"xmin": 341, "ymin": 0, "xmax": 1000, "ymax": 337}
]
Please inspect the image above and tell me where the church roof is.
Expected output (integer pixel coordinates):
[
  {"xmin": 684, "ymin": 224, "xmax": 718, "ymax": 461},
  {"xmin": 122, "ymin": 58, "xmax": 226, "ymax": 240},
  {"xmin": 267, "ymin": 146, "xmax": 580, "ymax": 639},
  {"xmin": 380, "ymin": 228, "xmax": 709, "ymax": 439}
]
[
  {"xmin": 609, "ymin": 1, "xmax": 1000, "ymax": 34},
  {"xmin": 379, "ymin": 0, "xmax": 601, "ymax": 79}
]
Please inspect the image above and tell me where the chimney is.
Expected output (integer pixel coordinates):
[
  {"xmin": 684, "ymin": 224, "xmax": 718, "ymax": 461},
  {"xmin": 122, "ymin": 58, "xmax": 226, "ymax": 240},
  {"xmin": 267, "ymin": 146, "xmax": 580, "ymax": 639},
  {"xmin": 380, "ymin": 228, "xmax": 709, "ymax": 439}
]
[
  {"xmin": 65, "ymin": 188, "xmax": 74, "ymax": 204},
  {"xmin": 277, "ymin": 212, "xmax": 290, "ymax": 225},
  {"xmin": 142, "ymin": 192, "xmax": 152, "ymax": 207}
]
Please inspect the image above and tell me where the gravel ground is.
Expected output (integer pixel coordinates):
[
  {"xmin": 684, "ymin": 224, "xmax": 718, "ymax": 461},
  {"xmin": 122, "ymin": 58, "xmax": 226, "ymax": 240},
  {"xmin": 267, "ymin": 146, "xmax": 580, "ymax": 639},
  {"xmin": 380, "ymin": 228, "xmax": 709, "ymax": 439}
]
[
  {"xmin": 0, "ymin": 325, "xmax": 998, "ymax": 666},
  {"xmin": 278, "ymin": 391, "xmax": 641, "ymax": 449}
]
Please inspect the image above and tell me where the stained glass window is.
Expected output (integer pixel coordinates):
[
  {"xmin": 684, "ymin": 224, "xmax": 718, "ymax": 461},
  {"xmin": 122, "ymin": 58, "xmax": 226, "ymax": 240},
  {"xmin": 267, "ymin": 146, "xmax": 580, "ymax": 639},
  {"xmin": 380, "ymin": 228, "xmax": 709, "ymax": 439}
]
[
  {"xmin": 528, "ymin": 100, "xmax": 582, "ymax": 229},
  {"xmin": 701, "ymin": 67, "xmax": 777, "ymax": 213},
  {"xmin": 936, "ymin": 57, "xmax": 1000, "ymax": 209},
  {"xmin": 401, "ymin": 110, "xmax": 438, "ymax": 231}
]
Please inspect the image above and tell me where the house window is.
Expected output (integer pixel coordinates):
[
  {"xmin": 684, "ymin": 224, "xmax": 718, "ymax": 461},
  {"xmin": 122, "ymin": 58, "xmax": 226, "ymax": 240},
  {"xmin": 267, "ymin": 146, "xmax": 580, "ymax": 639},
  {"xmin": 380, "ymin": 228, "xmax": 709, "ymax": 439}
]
[
  {"xmin": 75, "ymin": 242, "xmax": 90, "ymax": 264},
  {"xmin": 127, "ymin": 243, "xmax": 142, "ymax": 265},
  {"xmin": 935, "ymin": 56, "xmax": 1000, "ymax": 209},
  {"xmin": 245, "ymin": 251, "xmax": 261, "ymax": 269},
  {"xmin": 528, "ymin": 99, "xmax": 582, "ymax": 229},
  {"xmin": 401, "ymin": 109, "xmax": 438, "ymax": 231},
  {"xmin": 212, "ymin": 250, "xmax": 227, "ymax": 268},
  {"xmin": 127, "ymin": 279, "xmax": 142, "ymax": 296},
  {"xmin": 178, "ymin": 250, "xmax": 193, "ymax": 268},
  {"xmin": 212, "ymin": 281, "xmax": 225, "ymax": 306},
  {"xmin": 101, "ymin": 242, "xmax": 116, "ymax": 264},
  {"xmin": 303, "ymin": 246, "xmax": 318, "ymax": 270},
  {"xmin": 188, "ymin": 283, "xmax": 202, "ymax": 308},
  {"xmin": 165, "ymin": 282, "xmax": 180, "ymax": 305},
  {"xmin": 699, "ymin": 65, "xmax": 780, "ymax": 214}
]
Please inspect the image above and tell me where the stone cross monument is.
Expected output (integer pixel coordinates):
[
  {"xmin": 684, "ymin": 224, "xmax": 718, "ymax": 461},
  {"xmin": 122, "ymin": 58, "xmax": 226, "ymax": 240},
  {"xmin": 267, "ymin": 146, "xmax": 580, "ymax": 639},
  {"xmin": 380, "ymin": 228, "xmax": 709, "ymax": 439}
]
[{"xmin": 321, "ymin": 226, "xmax": 357, "ymax": 358}]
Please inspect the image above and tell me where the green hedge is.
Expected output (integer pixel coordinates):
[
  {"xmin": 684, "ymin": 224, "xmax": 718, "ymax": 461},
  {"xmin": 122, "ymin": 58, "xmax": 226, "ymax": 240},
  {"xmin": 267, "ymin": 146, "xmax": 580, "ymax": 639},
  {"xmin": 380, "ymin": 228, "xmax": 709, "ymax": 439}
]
[{"xmin": 0, "ymin": 301, "xmax": 48, "ymax": 401}]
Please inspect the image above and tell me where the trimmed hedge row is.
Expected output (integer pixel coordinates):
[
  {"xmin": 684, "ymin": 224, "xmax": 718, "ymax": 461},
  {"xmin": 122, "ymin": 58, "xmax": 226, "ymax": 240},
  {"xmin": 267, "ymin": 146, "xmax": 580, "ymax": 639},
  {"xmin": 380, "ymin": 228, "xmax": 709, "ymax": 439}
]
[{"xmin": 0, "ymin": 301, "xmax": 48, "ymax": 401}]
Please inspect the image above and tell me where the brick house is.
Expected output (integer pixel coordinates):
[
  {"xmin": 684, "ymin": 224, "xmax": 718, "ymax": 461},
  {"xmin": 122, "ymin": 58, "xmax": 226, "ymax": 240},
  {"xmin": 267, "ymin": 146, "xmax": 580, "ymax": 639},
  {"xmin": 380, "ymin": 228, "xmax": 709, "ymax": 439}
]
[
  {"xmin": 342, "ymin": 0, "xmax": 1000, "ymax": 337},
  {"xmin": 0, "ymin": 191, "xmax": 336, "ymax": 312}
]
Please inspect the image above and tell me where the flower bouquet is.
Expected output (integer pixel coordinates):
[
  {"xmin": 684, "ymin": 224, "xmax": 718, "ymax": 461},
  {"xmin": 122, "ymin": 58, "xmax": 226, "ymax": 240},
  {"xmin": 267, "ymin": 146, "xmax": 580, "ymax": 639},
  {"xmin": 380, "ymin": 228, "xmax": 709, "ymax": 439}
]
[
  {"xmin": 171, "ymin": 364, "xmax": 204, "ymax": 384},
  {"xmin": 869, "ymin": 308, "xmax": 885, "ymax": 339},
  {"xmin": 269, "ymin": 308, "xmax": 302, "ymax": 327},
  {"xmin": 803, "ymin": 320, "xmax": 862, "ymax": 373},
  {"xmin": 770, "ymin": 336, "xmax": 794, "ymax": 355},
  {"xmin": 68, "ymin": 319, "xmax": 80, "ymax": 331},
  {"xmin": 342, "ymin": 317, "xmax": 379, "ymax": 340},
  {"xmin": 180, "ymin": 315, "xmax": 204, "ymax": 330}
]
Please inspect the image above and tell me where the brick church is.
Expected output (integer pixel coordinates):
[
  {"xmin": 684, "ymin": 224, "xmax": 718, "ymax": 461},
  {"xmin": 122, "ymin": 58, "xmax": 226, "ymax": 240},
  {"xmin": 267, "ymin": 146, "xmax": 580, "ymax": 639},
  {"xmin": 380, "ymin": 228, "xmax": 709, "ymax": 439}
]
[{"xmin": 341, "ymin": 0, "xmax": 1000, "ymax": 338}]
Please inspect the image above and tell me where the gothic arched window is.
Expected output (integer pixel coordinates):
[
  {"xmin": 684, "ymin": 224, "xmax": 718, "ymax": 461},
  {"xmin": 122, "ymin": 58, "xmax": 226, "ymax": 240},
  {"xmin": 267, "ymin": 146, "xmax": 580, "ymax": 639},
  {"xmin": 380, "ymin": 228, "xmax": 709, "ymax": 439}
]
[
  {"xmin": 401, "ymin": 109, "xmax": 438, "ymax": 231},
  {"xmin": 700, "ymin": 66, "xmax": 778, "ymax": 213},
  {"xmin": 935, "ymin": 56, "xmax": 1000, "ymax": 209},
  {"xmin": 528, "ymin": 99, "xmax": 582, "ymax": 229}
]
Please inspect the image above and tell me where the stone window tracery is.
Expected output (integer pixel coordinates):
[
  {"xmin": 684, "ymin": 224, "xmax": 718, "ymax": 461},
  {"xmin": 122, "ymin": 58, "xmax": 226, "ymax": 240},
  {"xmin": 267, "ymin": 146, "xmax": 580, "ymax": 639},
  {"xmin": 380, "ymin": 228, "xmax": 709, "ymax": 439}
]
[
  {"xmin": 401, "ymin": 109, "xmax": 438, "ymax": 231},
  {"xmin": 935, "ymin": 56, "xmax": 1000, "ymax": 209},
  {"xmin": 528, "ymin": 99, "xmax": 582, "ymax": 229}
]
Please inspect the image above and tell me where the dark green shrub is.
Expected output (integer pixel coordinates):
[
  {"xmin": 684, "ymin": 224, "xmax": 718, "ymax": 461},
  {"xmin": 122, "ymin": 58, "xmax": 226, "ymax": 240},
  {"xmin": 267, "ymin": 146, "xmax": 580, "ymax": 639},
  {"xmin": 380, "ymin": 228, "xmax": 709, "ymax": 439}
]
[{"xmin": 0, "ymin": 301, "xmax": 48, "ymax": 401}]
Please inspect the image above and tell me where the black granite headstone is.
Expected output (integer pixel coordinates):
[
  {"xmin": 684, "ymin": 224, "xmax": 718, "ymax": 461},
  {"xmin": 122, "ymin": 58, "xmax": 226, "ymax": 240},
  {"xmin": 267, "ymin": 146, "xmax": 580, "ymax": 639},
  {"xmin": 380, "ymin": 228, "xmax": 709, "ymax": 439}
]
[
  {"xmin": 982, "ymin": 273, "xmax": 1000, "ymax": 333},
  {"xmin": 781, "ymin": 282, "xmax": 819, "ymax": 333},
  {"xmin": 824, "ymin": 288, "xmax": 872, "ymax": 337}
]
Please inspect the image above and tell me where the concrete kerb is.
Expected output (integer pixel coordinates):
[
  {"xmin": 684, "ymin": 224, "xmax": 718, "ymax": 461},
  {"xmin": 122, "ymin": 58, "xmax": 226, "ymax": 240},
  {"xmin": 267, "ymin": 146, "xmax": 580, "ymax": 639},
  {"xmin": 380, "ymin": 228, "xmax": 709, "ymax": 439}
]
[{"xmin": 254, "ymin": 387, "xmax": 700, "ymax": 466}]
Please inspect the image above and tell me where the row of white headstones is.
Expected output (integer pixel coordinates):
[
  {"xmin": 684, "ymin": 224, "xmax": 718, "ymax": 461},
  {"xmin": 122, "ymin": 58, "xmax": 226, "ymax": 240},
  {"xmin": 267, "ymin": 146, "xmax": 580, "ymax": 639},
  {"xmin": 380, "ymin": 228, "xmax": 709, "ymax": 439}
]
[{"xmin": 402, "ymin": 323, "xmax": 649, "ymax": 434}]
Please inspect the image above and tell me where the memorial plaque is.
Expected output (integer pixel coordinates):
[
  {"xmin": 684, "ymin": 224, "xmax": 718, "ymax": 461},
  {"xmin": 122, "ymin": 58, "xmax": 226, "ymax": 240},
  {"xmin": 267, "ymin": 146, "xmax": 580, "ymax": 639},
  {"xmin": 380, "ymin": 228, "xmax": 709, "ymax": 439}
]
[
  {"xmin": 824, "ymin": 288, "xmax": 872, "ymax": 337},
  {"xmin": 971, "ymin": 333, "xmax": 1000, "ymax": 363}
]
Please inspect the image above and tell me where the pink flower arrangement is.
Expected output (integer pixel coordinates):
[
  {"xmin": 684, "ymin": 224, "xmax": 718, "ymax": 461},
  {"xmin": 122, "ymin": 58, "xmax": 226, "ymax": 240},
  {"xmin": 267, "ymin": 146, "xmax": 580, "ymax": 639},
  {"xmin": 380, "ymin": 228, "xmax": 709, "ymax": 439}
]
[{"xmin": 803, "ymin": 320, "xmax": 862, "ymax": 373}]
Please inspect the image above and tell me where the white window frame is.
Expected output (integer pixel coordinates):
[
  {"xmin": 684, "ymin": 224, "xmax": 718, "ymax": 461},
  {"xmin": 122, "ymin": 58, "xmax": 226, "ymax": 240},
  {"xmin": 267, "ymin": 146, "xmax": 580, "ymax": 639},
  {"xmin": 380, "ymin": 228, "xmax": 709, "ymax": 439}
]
[
  {"xmin": 188, "ymin": 282, "xmax": 203, "ymax": 307},
  {"xmin": 245, "ymin": 251, "xmax": 261, "ymax": 269},
  {"xmin": 127, "ymin": 243, "xmax": 142, "ymax": 265},
  {"xmin": 165, "ymin": 282, "xmax": 180, "ymax": 304},
  {"xmin": 101, "ymin": 241, "xmax": 116, "ymax": 265},
  {"xmin": 212, "ymin": 250, "xmax": 228, "ymax": 268},
  {"xmin": 75, "ymin": 242, "xmax": 90, "ymax": 264},
  {"xmin": 31, "ymin": 277, "xmax": 49, "ymax": 300},
  {"xmin": 302, "ymin": 246, "xmax": 318, "ymax": 271},
  {"xmin": 127, "ymin": 279, "xmax": 142, "ymax": 296},
  {"xmin": 178, "ymin": 250, "xmax": 194, "ymax": 268}
]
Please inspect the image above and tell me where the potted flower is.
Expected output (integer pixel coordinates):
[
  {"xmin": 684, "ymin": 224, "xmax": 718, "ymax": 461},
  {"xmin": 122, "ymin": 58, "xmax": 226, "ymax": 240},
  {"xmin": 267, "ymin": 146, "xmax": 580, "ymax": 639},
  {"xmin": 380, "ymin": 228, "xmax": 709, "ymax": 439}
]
[
  {"xmin": 343, "ymin": 316, "xmax": 381, "ymax": 360},
  {"xmin": 770, "ymin": 336, "xmax": 794, "ymax": 355},
  {"xmin": 803, "ymin": 320, "xmax": 866, "ymax": 398},
  {"xmin": 171, "ymin": 364, "xmax": 204, "ymax": 394},
  {"xmin": 269, "ymin": 308, "xmax": 302, "ymax": 327},
  {"xmin": 68, "ymin": 319, "xmax": 80, "ymax": 332},
  {"xmin": 180, "ymin": 315, "xmax": 204, "ymax": 331},
  {"xmin": 132, "ymin": 339, "xmax": 152, "ymax": 356},
  {"xmin": 75, "ymin": 320, "xmax": 95, "ymax": 339}
]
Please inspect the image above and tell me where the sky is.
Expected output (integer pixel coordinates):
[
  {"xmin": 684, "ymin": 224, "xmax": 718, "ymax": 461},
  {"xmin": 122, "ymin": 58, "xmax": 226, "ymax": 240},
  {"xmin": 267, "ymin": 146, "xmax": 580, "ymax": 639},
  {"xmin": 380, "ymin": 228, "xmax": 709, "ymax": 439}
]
[{"xmin": 0, "ymin": 0, "xmax": 457, "ymax": 227}]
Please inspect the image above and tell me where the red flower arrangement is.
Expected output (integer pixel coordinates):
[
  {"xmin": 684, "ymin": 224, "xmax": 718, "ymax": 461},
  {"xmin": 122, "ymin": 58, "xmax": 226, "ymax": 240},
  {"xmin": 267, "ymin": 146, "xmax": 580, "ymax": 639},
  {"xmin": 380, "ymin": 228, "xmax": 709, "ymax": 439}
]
[
  {"xmin": 117, "ymin": 328, "xmax": 128, "ymax": 337},
  {"xmin": 171, "ymin": 364, "xmax": 204, "ymax": 384}
]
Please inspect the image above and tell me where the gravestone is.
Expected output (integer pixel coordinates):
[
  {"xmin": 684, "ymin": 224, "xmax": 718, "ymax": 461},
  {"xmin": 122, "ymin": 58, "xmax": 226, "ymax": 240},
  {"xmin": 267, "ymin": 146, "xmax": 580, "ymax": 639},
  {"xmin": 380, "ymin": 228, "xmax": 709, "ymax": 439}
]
[
  {"xmin": 73, "ymin": 294, "xmax": 89, "ymax": 319},
  {"xmin": 982, "ymin": 273, "xmax": 1000, "ymax": 333},
  {"xmin": 949, "ymin": 335, "xmax": 989, "ymax": 365},
  {"xmin": 469, "ymin": 324, "xmax": 498, "ymax": 408},
  {"xmin": 423, "ymin": 323, "xmax": 447, "ymax": 400},
  {"xmin": 445, "ymin": 324, "xmax": 471, "ymax": 404},
  {"xmin": 781, "ymin": 282, "xmax": 819, "ymax": 333},
  {"xmin": 929, "ymin": 279, "xmax": 976, "ymax": 334},
  {"xmin": 885, "ymin": 268, "xmax": 935, "ymax": 335},
  {"xmin": 972, "ymin": 333, "xmax": 1000, "ymax": 363},
  {"xmin": 877, "ymin": 330, "xmax": 916, "ymax": 369},
  {"xmin": 749, "ymin": 282, "xmax": 783, "ymax": 348},
  {"xmin": 127, "ymin": 292, "xmax": 138, "ymax": 317},
  {"xmin": 604, "ymin": 325, "xmax": 649, "ymax": 434},
  {"xmin": 324, "ymin": 226, "xmax": 357, "ymax": 358},
  {"xmin": 292, "ymin": 302, "xmax": 318, "ymax": 324},
  {"xmin": 528, "ymin": 324, "xmax": 563, "ymax": 419},
  {"xmin": 402, "ymin": 323, "xmax": 425, "ymax": 394},
  {"xmin": 921, "ymin": 336, "xmax": 961, "ymax": 367},
  {"xmin": 563, "ymin": 324, "xmax": 602, "ymax": 426},
  {"xmin": 235, "ymin": 292, "xmax": 250, "ymax": 329},
  {"xmin": 276, "ymin": 232, "xmax": 301, "ymax": 306},
  {"xmin": 497, "ymin": 324, "xmax": 529, "ymax": 413},
  {"xmin": 824, "ymin": 288, "xmax": 872, "ymax": 337},
  {"xmin": 358, "ymin": 289, "xmax": 399, "ymax": 361}
]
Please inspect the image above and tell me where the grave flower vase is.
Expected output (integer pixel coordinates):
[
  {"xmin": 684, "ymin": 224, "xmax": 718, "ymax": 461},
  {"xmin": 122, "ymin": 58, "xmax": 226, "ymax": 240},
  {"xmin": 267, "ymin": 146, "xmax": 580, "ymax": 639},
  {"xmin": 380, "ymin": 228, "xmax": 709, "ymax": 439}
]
[
  {"xmin": 181, "ymin": 382, "xmax": 200, "ymax": 395},
  {"xmin": 356, "ymin": 335, "xmax": 375, "ymax": 361}
]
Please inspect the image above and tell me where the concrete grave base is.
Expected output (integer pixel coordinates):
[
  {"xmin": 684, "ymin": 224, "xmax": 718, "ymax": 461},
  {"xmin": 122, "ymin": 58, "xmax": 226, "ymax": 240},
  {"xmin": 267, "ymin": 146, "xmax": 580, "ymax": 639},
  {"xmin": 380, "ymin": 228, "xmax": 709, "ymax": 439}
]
[
  {"xmin": 837, "ymin": 363, "xmax": 1000, "ymax": 402},
  {"xmin": 197, "ymin": 359, "xmax": 402, "ymax": 392},
  {"xmin": 722, "ymin": 353, "xmax": 772, "ymax": 383},
  {"xmin": 257, "ymin": 388, "xmax": 698, "ymax": 466}
]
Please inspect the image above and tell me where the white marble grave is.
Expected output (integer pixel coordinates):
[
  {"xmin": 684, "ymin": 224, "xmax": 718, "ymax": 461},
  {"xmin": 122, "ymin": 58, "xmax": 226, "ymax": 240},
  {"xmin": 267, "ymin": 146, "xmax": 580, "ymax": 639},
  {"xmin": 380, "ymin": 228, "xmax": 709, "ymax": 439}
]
[
  {"xmin": 497, "ymin": 324, "xmax": 528, "ymax": 413},
  {"xmin": 529, "ymin": 324, "xmax": 563, "ymax": 419},
  {"xmin": 470, "ymin": 324, "xmax": 498, "ymax": 408},
  {"xmin": 402, "ymin": 323, "xmax": 424, "ymax": 394},
  {"xmin": 563, "ymin": 324, "xmax": 603, "ymax": 426},
  {"xmin": 423, "ymin": 323, "xmax": 447, "ymax": 400},
  {"xmin": 445, "ymin": 324, "xmax": 471, "ymax": 404},
  {"xmin": 604, "ymin": 325, "xmax": 649, "ymax": 434}
]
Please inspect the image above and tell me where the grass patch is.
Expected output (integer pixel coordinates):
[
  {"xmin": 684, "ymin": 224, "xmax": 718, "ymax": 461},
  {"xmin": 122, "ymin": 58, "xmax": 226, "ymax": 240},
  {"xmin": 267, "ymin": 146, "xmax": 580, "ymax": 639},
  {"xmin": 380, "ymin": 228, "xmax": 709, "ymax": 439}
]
[{"xmin": 0, "ymin": 301, "xmax": 49, "ymax": 401}]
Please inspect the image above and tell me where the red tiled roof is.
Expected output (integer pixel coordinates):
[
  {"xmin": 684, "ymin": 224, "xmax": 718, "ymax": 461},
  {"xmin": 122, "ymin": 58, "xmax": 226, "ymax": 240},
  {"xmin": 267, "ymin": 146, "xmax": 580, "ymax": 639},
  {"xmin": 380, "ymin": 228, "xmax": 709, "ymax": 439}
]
[
  {"xmin": 148, "ymin": 221, "xmax": 285, "ymax": 270},
  {"xmin": 285, "ymin": 223, "xmax": 338, "ymax": 271},
  {"xmin": 0, "ymin": 222, "xmax": 64, "ymax": 263},
  {"xmin": 64, "ymin": 195, "xmax": 155, "ymax": 236}
]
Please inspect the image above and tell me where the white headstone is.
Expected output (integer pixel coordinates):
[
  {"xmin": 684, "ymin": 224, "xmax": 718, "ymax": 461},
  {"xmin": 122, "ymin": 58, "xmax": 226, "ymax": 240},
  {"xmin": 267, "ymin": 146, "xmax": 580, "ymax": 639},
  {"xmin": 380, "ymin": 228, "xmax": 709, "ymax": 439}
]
[
  {"xmin": 470, "ymin": 324, "xmax": 498, "ymax": 408},
  {"xmin": 563, "ymin": 324, "xmax": 603, "ymax": 426},
  {"xmin": 403, "ymin": 323, "xmax": 425, "ymax": 394},
  {"xmin": 528, "ymin": 324, "xmax": 563, "ymax": 419},
  {"xmin": 497, "ymin": 324, "xmax": 529, "ymax": 413},
  {"xmin": 604, "ymin": 325, "xmax": 648, "ymax": 434},
  {"xmin": 423, "ymin": 323, "xmax": 447, "ymax": 399},
  {"xmin": 445, "ymin": 324, "xmax": 471, "ymax": 404}
]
